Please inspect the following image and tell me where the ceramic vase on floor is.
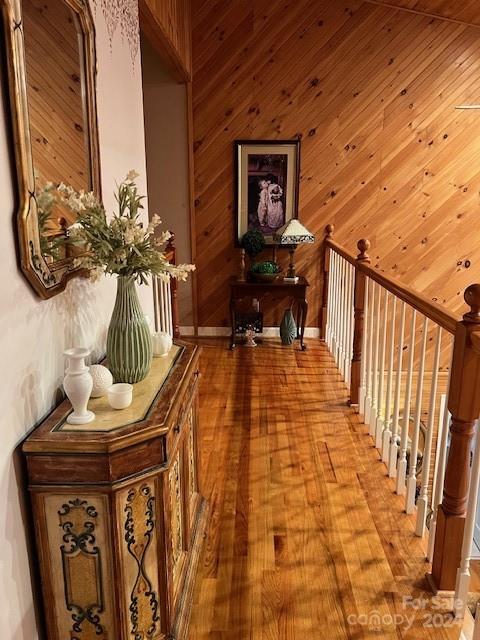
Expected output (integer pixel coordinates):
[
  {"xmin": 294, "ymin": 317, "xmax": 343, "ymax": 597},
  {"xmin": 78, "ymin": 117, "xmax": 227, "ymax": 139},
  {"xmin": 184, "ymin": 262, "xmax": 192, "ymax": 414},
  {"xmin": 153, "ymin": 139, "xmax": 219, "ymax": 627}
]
[
  {"xmin": 107, "ymin": 275, "xmax": 153, "ymax": 383},
  {"xmin": 63, "ymin": 348, "xmax": 95, "ymax": 424},
  {"xmin": 280, "ymin": 308, "xmax": 297, "ymax": 345}
]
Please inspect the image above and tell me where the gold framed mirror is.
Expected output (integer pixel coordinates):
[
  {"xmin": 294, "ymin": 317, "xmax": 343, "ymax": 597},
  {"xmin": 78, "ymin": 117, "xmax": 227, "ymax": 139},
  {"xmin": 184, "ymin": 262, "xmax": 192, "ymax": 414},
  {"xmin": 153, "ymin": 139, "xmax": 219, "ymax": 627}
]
[{"xmin": 1, "ymin": 0, "xmax": 100, "ymax": 298}]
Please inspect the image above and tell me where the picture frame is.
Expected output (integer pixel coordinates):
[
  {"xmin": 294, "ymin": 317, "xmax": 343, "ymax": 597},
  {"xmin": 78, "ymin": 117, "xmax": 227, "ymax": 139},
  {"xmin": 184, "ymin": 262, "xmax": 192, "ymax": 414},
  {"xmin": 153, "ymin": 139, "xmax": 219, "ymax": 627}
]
[{"xmin": 234, "ymin": 139, "xmax": 301, "ymax": 246}]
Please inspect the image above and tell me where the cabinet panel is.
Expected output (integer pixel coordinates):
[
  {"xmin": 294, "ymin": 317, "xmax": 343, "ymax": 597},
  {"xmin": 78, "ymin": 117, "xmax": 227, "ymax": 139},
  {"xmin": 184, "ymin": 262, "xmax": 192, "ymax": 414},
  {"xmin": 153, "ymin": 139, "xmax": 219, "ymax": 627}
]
[
  {"xmin": 116, "ymin": 480, "xmax": 163, "ymax": 639},
  {"xmin": 39, "ymin": 493, "xmax": 117, "ymax": 639},
  {"xmin": 168, "ymin": 447, "xmax": 187, "ymax": 603},
  {"xmin": 184, "ymin": 404, "xmax": 200, "ymax": 545}
]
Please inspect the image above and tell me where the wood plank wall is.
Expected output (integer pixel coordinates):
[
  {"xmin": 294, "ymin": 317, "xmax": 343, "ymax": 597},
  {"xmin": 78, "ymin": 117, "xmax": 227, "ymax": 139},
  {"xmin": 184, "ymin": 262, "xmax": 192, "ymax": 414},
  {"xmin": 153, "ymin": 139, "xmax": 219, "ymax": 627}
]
[
  {"xmin": 370, "ymin": 0, "xmax": 480, "ymax": 26},
  {"xmin": 192, "ymin": 0, "xmax": 480, "ymax": 329},
  {"xmin": 140, "ymin": 0, "xmax": 191, "ymax": 80}
]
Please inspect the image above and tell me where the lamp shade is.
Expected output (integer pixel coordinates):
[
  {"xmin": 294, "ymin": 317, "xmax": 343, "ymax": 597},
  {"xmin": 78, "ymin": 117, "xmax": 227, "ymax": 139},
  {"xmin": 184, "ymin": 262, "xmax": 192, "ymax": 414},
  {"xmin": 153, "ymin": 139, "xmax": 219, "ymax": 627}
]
[{"xmin": 273, "ymin": 219, "xmax": 315, "ymax": 245}]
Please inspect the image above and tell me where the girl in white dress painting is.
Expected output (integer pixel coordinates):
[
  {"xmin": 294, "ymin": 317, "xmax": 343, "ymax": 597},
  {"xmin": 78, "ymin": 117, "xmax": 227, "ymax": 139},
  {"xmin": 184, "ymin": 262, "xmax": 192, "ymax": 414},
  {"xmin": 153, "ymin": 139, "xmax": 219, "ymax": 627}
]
[
  {"xmin": 257, "ymin": 179, "xmax": 269, "ymax": 226},
  {"xmin": 257, "ymin": 174, "xmax": 284, "ymax": 230}
]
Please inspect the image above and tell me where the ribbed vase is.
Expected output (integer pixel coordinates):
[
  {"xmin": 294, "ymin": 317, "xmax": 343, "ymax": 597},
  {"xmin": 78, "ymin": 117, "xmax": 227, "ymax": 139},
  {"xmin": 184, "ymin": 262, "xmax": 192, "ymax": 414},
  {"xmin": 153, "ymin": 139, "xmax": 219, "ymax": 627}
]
[
  {"xmin": 280, "ymin": 308, "xmax": 297, "ymax": 345},
  {"xmin": 107, "ymin": 276, "xmax": 153, "ymax": 383}
]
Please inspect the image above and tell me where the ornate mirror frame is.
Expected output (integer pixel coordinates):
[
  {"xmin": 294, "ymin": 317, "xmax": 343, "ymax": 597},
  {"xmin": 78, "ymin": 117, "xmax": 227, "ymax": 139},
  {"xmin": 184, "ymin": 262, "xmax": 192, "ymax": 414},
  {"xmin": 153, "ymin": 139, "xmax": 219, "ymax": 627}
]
[{"xmin": 1, "ymin": 0, "xmax": 101, "ymax": 299}]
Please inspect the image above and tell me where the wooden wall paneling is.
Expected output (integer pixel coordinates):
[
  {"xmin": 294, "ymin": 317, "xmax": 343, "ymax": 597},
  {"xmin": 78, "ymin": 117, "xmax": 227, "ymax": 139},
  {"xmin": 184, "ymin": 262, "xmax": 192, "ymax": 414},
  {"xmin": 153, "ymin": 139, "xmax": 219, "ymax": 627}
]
[
  {"xmin": 140, "ymin": 0, "xmax": 192, "ymax": 82},
  {"xmin": 366, "ymin": 0, "xmax": 480, "ymax": 27},
  {"xmin": 192, "ymin": 0, "xmax": 480, "ymax": 328}
]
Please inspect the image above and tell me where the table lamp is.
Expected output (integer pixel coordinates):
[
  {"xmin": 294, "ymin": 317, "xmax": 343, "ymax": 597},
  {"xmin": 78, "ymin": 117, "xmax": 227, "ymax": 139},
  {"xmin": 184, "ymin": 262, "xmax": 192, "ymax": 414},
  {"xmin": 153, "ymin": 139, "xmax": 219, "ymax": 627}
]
[{"xmin": 273, "ymin": 219, "xmax": 315, "ymax": 282}]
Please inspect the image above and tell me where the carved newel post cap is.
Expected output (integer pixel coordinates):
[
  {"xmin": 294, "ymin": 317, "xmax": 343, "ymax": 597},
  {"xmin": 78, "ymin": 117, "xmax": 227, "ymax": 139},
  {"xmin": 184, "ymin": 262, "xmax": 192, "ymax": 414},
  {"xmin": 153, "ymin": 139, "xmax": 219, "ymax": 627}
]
[
  {"xmin": 464, "ymin": 284, "xmax": 480, "ymax": 321},
  {"xmin": 357, "ymin": 238, "xmax": 371, "ymax": 261},
  {"xmin": 325, "ymin": 224, "xmax": 334, "ymax": 238}
]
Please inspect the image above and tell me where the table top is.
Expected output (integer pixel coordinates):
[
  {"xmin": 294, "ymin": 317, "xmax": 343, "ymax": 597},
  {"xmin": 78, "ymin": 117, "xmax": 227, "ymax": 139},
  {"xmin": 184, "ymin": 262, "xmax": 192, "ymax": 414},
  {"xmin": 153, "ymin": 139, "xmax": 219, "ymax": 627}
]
[
  {"xmin": 231, "ymin": 275, "xmax": 309, "ymax": 289},
  {"xmin": 22, "ymin": 340, "xmax": 199, "ymax": 453}
]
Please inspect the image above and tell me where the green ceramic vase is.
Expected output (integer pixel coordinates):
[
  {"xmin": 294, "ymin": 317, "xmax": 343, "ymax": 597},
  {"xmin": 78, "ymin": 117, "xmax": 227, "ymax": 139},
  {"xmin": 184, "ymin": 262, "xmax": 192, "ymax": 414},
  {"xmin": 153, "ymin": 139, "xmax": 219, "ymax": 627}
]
[
  {"xmin": 107, "ymin": 276, "xmax": 153, "ymax": 383},
  {"xmin": 280, "ymin": 308, "xmax": 297, "ymax": 345}
]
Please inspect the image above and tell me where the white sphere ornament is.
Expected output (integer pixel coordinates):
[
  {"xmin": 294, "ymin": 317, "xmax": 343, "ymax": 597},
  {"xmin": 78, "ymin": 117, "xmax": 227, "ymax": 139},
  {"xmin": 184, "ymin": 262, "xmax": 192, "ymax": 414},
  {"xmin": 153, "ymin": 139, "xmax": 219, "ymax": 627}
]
[
  {"xmin": 89, "ymin": 364, "xmax": 114, "ymax": 398},
  {"xmin": 152, "ymin": 331, "xmax": 173, "ymax": 358}
]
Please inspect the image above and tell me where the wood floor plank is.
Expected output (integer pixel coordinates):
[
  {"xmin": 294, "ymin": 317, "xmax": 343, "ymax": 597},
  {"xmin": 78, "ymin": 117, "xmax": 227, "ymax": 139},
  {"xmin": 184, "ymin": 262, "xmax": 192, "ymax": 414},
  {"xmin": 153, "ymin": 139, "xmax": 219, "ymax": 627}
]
[{"xmin": 188, "ymin": 339, "xmax": 462, "ymax": 639}]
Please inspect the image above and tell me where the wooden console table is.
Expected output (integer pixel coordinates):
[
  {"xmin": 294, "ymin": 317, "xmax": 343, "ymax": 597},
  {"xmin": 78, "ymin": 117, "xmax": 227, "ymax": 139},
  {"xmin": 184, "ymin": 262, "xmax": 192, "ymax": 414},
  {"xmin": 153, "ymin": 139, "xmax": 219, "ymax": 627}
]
[
  {"xmin": 230, "ymin": 276, "xmax": 309, "ymax": 350},
  {"xmin": 22, "ymin": 341, "xmax": 206, "ymax": 640}
]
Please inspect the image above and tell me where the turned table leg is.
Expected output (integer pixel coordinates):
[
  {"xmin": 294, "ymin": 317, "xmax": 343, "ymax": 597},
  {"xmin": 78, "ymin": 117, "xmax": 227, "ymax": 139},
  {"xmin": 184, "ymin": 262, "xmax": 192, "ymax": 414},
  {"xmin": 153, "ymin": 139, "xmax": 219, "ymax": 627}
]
[
  {"xmin": 300, "ymin": 299, "xmax": 308, "ymax": 350},
  {"xmin": 230, "ymin": 298, "xmax": 236, "ymax": 350}
]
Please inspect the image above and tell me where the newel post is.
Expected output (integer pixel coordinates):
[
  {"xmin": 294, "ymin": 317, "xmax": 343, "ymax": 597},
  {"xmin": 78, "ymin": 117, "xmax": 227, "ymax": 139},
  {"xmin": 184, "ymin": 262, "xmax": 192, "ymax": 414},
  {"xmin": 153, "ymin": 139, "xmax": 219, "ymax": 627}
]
[
  {"xmin": 350, "ymin": 239, "xmax": 371, "ymax": 405},
  {"xmin": 320, "ymin": 224, "xmax": 334, "ymax": 339},
  {"xmin": 431, "ymin": 285, "xmax": 480, "ymax": 591}
]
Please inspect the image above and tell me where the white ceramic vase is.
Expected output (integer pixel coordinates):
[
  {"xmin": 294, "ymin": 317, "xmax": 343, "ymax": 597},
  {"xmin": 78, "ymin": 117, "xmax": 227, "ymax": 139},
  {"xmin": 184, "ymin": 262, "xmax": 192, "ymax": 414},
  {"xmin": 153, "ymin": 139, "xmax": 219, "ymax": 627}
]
[
  {"xmin": 152, "ymin": 331, "xmax": 173, "ymax": 358},
  {"xmin": 64, "ymin": 348, "xmax": 95, "ymax": 425}
]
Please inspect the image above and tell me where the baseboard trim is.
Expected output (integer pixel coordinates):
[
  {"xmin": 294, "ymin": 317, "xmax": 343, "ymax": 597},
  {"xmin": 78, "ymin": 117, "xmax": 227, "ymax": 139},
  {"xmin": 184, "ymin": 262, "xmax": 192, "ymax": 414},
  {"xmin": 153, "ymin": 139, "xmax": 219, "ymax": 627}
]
[
  {"xmin": 196, "ymin": 326, "xmax": 320, "ymax": 338},
  {"xmin": 179, "ymin": 325, "xmax": 195, "ymax": 336}
]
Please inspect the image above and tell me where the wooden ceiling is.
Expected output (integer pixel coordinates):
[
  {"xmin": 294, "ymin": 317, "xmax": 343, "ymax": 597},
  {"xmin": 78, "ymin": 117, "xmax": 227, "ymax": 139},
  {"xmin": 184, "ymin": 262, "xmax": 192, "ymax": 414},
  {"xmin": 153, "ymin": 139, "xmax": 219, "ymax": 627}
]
[
  {"xmin": 368, "ymin": 1, "xmax": 480, "ymax": 26},
  {"xmin": 192, "ymin": 0, "xmax": 480, "ymax": 328}
]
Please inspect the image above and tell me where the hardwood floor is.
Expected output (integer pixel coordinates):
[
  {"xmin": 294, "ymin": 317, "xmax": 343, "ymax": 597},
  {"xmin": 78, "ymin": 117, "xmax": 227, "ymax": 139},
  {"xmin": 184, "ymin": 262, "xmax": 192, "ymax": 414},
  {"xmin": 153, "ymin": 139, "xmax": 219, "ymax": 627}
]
[{"xmin": 188, "ymin": 339, "xmax": 462, "ymax": 639}]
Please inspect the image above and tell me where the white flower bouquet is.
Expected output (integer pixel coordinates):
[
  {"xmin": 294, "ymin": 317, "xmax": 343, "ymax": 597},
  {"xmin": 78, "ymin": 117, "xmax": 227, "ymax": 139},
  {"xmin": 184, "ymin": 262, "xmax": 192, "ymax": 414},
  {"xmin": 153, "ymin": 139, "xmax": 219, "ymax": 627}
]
[{"xmin": 55, "ymin": 170, "xmax": 195, "ymax": 284}]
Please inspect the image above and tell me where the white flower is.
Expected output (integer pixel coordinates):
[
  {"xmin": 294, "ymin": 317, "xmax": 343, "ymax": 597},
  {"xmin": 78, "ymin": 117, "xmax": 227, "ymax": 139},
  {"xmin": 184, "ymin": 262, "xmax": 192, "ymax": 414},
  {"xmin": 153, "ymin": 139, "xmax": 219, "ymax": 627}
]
[
  {"xmin": 123, "ymin": 227, "xmax": 136, "ymax": 245},
  {"xmin": 126, "ymin": 169, "xmax": 139, "ymax": 182},
  {"xmin": 154, "ymin": 230, "xmax": 172, "ymax": 247}
]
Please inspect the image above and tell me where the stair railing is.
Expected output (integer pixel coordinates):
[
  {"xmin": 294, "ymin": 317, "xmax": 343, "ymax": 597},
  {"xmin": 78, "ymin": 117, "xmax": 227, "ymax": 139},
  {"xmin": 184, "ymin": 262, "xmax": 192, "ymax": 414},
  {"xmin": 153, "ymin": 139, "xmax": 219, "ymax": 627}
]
[
  {"xmin": 322, "ymin": 225, "xmax": 480, "ymax": 608},
  {"xmin": 153, "ymin": 233, "xmax": 180, "ymax": 338}
]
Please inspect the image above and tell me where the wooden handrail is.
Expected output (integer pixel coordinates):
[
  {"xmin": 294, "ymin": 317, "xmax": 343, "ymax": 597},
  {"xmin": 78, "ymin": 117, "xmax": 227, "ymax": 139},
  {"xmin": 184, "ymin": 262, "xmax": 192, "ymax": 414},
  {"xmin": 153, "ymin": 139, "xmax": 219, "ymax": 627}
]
[{"xmin": 325, "ymin": 236, "xmax": 458, "ymax": 334}]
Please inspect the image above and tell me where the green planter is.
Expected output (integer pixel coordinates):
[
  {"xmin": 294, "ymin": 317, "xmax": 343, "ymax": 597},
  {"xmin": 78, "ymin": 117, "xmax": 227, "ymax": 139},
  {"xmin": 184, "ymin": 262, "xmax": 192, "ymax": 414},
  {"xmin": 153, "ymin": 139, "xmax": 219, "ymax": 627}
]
[{"xmin": 107, "ymin": 276, "xmax": 153, "ymax": 383}]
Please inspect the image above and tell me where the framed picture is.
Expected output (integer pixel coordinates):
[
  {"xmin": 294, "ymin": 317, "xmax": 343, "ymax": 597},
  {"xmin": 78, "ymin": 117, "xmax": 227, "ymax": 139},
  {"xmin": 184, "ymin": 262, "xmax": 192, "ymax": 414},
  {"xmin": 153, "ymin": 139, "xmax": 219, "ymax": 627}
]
[{"xmin": 234, "ymin": 139, "xmax": 301, "ymax": 245}]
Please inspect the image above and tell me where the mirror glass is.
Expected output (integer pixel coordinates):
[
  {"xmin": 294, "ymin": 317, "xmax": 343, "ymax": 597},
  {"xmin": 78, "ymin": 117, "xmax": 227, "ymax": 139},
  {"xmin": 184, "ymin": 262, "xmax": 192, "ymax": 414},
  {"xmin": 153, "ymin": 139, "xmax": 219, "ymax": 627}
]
[
  {"xmin": 1, "ymin": 0, "xmax": 100, "ymax": 297},
  {"xmin": 23, "ymin": 0, "xmax": 94, "ymax": 265}
]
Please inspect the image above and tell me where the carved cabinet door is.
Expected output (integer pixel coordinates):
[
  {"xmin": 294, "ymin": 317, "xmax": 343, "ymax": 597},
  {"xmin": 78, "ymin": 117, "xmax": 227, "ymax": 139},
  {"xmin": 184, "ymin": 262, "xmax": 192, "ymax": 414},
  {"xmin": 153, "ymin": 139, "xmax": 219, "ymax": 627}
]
[
  {"xmin": 165, "ymin": 445, "xmax": 188, "ymax": 610},
  {"xmin": 183, "ymin": 401, "xmax": 200, "ymax": 548}
]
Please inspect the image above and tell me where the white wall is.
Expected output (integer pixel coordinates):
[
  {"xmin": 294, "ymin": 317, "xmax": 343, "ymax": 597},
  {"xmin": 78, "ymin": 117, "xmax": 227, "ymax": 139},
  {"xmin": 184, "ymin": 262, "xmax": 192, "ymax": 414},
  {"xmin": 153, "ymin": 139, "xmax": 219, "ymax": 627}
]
[
  {"xmin": 141, "ymin": 35, "xmax": 194, "ymax": 327},
  {"xmin": 0, "ymin": 4, "xmax": 153, "ymax": 638}
]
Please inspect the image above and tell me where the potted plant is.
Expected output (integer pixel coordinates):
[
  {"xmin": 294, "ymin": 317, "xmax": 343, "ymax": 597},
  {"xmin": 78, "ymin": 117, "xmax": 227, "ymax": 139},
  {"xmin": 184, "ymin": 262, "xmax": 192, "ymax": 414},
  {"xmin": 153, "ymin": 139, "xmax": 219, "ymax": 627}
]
[
  {"xmin": 57, "ymin": 171, "xmax": 195, "ymax": 383},
  {"xmin": 241, "ymin": 228, "xmax": 265, "ymax": 263}
]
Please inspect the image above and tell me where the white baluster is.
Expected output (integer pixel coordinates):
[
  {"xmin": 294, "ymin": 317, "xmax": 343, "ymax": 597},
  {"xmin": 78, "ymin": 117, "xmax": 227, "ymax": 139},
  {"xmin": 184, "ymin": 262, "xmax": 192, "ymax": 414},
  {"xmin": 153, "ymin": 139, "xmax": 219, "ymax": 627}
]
[
  {"xmin": 369, "ymin": 283, "xmax": 381, "ymax": 437},
  {"xmin": 153, "ymin": 276, "xmax": 160, "ymax": 333},
  {"xmin": 332, "ymin": 253, "xmax": 340, "ymax": 365},
  {"xmin": 340, "ymin": 258, "xmax": 347, "ymax": 378},
  {"xmin": 375, "ymin": 290, "xmax": 389, "ymax": 451},
  {"xmin": 327, "ymin": 251, "xmax": 334, "ymax": 351},
  {"xmin": 335, "ymin": 253, "xmax": 341, "ymax": 365},
  {"xmin": 396, "ymin": 309, "xmax": 417, "ymax": 495},
  {"xmin": 406, "ymin": 316, "xmax": 429, "ymax": 514},
  {"xmin": 382, "ymin": 296, "xmax": 397, "ymax": 463},
  {"xmin": 326, "ymin": 249, "xmax": 333, "ymax": 349},
  {"xmin": 336, "ymin": 256, "xmax": 343, "ymax": 369},
  {"xmin": 365, "ymin": 280, "xmax": 375, "ymax": 427},
  {"xmin": 359, "ymin": 278, "xmax": 369, "ymax": 418},
  {"xmin": 389, "ymin": 301, "xmax": 406, "ymax": 478},
  {"xmin": 167, "ymin": 280, "xmax": 173, "ymax": 337},
  {"xmin": 454, "ymin": 419, "xmax": 480, "ymax": 619},
  {"xmin": 416, "ymin": 326, "xmax": 442, "ymax": 537},
  {"xmin": 426, "ymin": 393, "xmax": 450, "ymax": 563},
  {"xmin": 345, "ymin": 263, "xmax": 354, "ymax": 387}
]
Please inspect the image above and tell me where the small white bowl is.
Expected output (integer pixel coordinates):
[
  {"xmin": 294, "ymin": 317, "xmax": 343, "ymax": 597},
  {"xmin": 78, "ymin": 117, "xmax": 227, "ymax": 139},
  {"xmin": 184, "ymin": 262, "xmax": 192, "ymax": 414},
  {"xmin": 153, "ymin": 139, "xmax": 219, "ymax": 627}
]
[{"xmin": 107, "ymin": 383, "xmax": 133, "ymax": 410}]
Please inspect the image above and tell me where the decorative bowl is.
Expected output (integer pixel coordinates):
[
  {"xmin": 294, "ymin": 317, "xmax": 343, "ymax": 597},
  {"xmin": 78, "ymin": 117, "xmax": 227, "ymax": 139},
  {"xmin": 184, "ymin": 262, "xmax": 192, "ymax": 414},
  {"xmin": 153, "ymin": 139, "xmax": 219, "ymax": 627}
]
[
  {"xmin": 249, "ymin": 261, "xmax": 282, "ymax": 283},
  {"xmin": 251, "ymin": 271, "xmax": 282, "ymax": 282}
]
